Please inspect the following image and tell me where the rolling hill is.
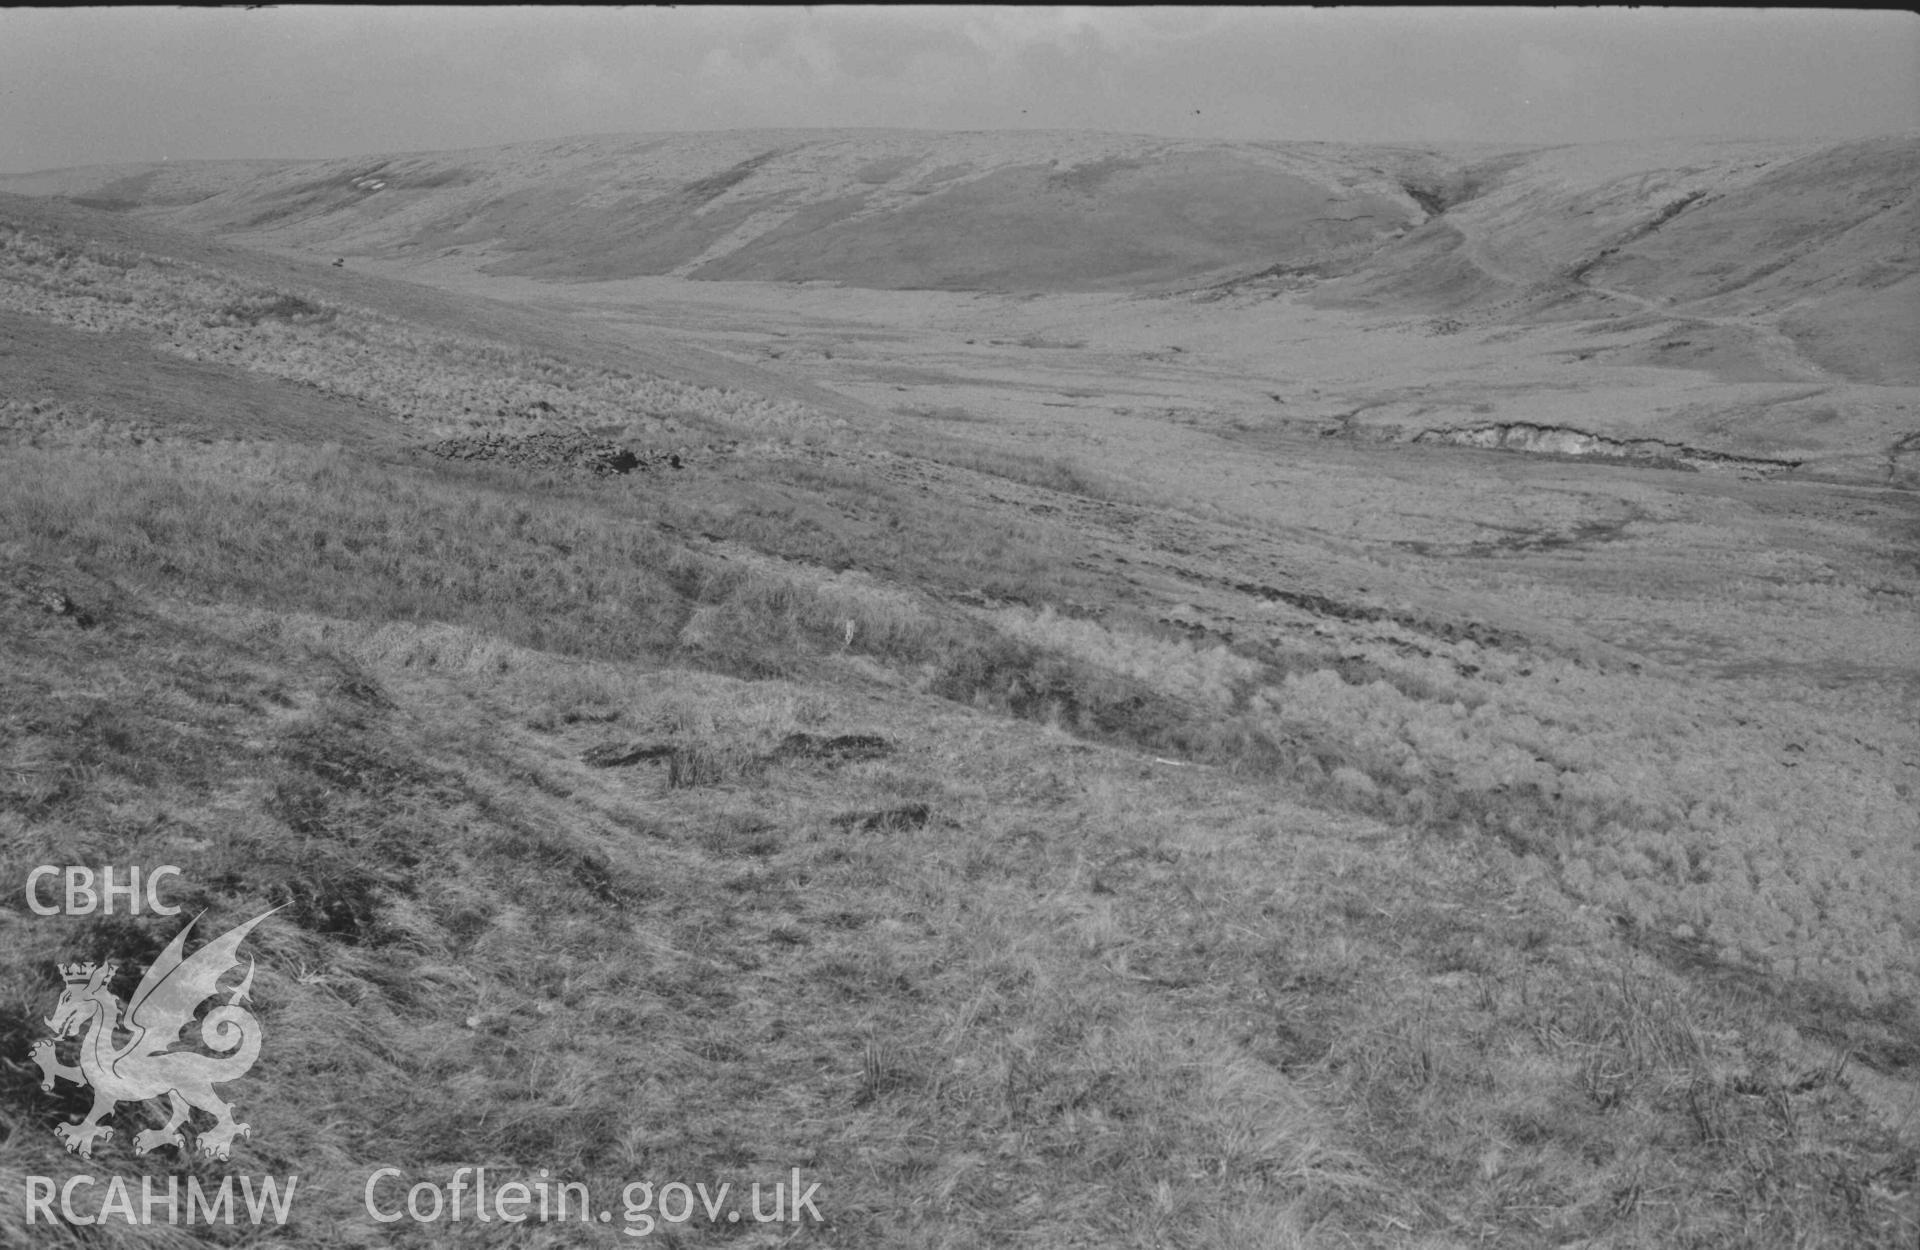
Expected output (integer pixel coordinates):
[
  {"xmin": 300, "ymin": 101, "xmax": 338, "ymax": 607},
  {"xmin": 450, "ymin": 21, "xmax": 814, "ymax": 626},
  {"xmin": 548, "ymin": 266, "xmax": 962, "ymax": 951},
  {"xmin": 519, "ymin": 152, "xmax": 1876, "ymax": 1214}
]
[{"xmin": 5, "ymin": 129, "xmax": 1915, "ymax": 385}]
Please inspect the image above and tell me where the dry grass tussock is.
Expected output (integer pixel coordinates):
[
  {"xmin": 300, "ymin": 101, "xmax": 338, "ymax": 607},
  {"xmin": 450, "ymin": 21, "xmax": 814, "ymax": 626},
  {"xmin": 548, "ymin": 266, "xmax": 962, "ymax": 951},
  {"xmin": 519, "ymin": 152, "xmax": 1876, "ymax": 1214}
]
[
  {"xmin": 0, "ymin": 561, "xmax": 1399, "ymax": 1246},
  {"xmin": 1, "ymin": 214, "xmax": 1913, "ymax": 1246},
  {"xmin": 988, "ymin": 603, "xmax": 1919, "ymax": 1008},
  {"xmin": 4, "ymin": 442, "xmax": 1913, "ymax": 1247}
]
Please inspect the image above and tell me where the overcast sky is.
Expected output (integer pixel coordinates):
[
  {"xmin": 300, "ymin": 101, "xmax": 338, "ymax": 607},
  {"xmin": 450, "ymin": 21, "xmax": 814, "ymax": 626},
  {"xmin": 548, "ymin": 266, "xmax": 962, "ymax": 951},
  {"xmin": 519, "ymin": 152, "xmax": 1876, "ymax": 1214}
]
[{"xmin": 2, "ymin": 7, "xmax": 1915, "ymax": 173}]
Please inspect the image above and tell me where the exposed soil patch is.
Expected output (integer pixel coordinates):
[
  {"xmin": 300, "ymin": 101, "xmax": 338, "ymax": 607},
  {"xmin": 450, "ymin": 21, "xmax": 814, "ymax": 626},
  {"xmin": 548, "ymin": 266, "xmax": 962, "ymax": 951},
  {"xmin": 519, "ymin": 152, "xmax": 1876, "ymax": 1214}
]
[
  {"xmin": 1566, "ymin": 190, "xmax": 1708, "ymax": 283},
  {"xmin": 1406, "ymin": 421, "xmax": 1804, "ymax": 477},
  {"xmin": 774, "ymin": 732, "xmax": 894, "ymax": 763},
  {"xmin": 1224, "ymin": 579, "xmax": 1528, "ymax": 649},
  {"xmin": 681, "ymin": 148, "xmax": 787, "ymax": 206},
  {"xmin": 1887, "ymin": 431, "xmax": 1920, "ymax": 489},
  {"xmin": 582, "ymin": 741, "xmax": 675, "ymax": 767},
  {"xmin": 1398, "ymin": 515, "xmax": 1640, "ymax": 559},
  {"xmin": 832, "ymin": 802, "xmax": 931, "ymax": 832}
]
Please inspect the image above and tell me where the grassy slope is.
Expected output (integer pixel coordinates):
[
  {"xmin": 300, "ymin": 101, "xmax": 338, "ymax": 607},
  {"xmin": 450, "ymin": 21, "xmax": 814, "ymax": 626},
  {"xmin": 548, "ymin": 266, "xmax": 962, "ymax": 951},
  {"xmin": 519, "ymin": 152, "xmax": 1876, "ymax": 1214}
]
[
  {"xmin": 4, "ymin": 132, "xmax": 1910, "ymax": 366},
  {"xmin": 0, "ymin": 193, "xmax": 1915, "ymax": 1247}
]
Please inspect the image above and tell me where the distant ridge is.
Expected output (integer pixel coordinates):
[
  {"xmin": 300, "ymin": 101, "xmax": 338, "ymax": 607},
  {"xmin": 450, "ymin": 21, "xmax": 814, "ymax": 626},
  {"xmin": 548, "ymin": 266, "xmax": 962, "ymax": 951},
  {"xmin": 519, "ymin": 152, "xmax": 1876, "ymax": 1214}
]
[{"xmin": 3, "ymin": 128, "xmax": 1914, "ymax": 381}]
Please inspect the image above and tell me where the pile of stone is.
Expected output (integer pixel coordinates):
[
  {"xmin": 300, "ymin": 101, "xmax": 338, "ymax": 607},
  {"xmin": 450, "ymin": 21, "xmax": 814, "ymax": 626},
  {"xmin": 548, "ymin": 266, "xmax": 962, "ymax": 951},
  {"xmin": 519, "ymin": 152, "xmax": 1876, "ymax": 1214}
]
[{"xmin": 425, "ymin": 430, "xmax": 686, "ymax": 476}]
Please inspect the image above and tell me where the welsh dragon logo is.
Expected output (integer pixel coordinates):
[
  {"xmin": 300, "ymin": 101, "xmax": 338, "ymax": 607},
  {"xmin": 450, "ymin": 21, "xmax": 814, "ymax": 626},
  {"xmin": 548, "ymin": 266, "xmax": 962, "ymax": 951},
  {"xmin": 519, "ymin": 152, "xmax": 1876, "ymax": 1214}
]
[{"xmin": 30, "ymin": 908, "xmax": 277, "ymax": 1160}]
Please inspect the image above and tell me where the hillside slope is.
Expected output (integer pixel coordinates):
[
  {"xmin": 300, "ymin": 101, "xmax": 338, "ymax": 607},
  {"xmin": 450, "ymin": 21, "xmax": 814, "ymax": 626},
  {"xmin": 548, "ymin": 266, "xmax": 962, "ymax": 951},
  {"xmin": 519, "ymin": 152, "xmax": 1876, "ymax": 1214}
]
[
  {"xmin": 5, "ymin": 129, "xmax": 1913, "ymax": 387},
  {"xmin": 1318, "ymin": 136, "xmax": 1920, "ymax": 385},
  {"xmin": 0, "ymin": 131, "xmax": 1432, "ymax": 292},
  {"xmin": 1, "ymin": 160, "xmax": 1916, "ymax": 1247}
]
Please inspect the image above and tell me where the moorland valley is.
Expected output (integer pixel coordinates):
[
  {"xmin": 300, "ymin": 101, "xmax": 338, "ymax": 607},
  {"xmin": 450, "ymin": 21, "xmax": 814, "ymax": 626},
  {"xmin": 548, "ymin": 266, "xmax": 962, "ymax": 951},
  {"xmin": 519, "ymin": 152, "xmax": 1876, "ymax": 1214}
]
[{"xmin": 1, "ymin": 129, "xmax": 1915, "ymax": 1246}]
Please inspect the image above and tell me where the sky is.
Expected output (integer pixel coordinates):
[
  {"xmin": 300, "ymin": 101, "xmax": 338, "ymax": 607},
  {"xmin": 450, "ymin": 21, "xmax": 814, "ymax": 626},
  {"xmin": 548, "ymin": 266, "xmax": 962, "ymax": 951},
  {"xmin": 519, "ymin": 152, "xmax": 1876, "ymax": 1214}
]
[{"xmin": 1, "ymin": 7, "xmax": 1915, "ymax": 173}]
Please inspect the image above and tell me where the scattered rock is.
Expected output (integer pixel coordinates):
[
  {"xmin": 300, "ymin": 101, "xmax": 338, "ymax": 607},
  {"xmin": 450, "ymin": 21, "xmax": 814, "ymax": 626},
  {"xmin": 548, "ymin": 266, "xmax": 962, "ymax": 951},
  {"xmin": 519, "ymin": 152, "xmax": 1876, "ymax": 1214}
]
[
  {"xmin": 424, "ymin": 430, "xmax": 678, "ymax": 476},
  {"xmin": 3, "ymin": 568, "xmax": 100, "ymax": 628},
  {"xmin": 35, "ymin": 587, "xmax": 93, "ymax": 627}
]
